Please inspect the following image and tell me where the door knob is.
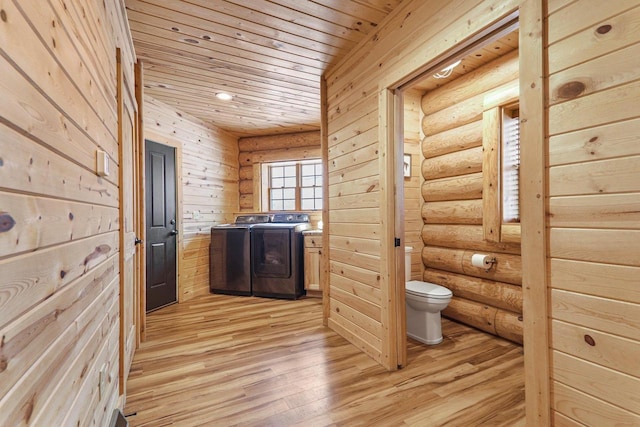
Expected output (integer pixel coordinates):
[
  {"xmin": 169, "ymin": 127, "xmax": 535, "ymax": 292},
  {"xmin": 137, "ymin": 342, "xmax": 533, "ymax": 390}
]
[
  {"xmin": 135, "ymin": 237, "xmax": 143, "ymax": 245},
  {"xmin": 170, "ymin": 229, "xmax": 178, "ymax": 235}
]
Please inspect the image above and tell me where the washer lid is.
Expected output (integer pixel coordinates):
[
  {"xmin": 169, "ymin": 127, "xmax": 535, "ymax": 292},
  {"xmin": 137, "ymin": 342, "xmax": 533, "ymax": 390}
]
[{"xmin": 406, "ymin": 280, "xmax": 452, "ymax": 298}]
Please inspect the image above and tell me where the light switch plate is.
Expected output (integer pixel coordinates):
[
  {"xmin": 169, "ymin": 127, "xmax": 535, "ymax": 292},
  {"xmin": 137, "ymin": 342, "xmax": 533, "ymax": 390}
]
[
  {"xmin": 96, "ymin": 150, "xmax": 109, "ymax": 177},
  {"xmin": 98, "ymin": 364, "xmax": 106, "ymax": 400}
]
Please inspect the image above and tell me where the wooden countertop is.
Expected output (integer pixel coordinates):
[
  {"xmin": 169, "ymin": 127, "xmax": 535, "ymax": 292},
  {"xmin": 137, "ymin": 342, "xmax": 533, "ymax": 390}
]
[{"xmin": 302, "ymin": 229, "xmax": 323, "ymax": 236}]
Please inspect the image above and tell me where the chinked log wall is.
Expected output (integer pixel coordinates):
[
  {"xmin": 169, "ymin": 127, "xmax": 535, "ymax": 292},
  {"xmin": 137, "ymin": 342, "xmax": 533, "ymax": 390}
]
[
  {"xmin": 144, "ymin": 96, "xmax": 239, "ymax": 301},
  {"xmin": 420, "ymin": 50, "xmax": 523, "ymax": 343},
  {"xmin": 238, "ymin": 131, "xmax": 321, "ymax": 212},
  {"xmin": 0, "ymin": 0, "xmax": 134, "ymax": 424}
]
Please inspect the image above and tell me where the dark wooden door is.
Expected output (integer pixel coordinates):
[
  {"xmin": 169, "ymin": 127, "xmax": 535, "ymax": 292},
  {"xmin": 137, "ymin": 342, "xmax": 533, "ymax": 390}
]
[{"xmin": 145, "ymin": 140, "xmax": 177, "ymax": 312}]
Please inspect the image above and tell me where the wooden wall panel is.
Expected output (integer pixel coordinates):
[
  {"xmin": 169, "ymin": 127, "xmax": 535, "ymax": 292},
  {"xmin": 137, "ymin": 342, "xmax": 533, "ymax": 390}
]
[
  {"xmin": 236, "ymin": 131, "xmax": 321, "ymax": 214},
  {"xmin": 325, "ymin": 0, "xmax": 521, "ymax": 369},
  {"xmin": 420, "ymin": 52, "xmax": 523, "ymax": 343},
  {"xmin": 143, "ymin": 95, "xmax": 239, "ymax": 301},
  {"xmin": 403, "ymin": 89, "xmax": 423, "ymax": 281},
  {"xmin": 547, "ymin": 1, "xmax": 640, "ymax": 423},
  {"xmin": 0, "ymin": 0, "xmax": 134, "ymax": 423}
]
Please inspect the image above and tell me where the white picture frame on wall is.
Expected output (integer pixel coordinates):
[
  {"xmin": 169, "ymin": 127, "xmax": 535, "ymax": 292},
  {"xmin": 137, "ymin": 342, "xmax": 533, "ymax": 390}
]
[{"xmin": 403, "ymin": 154, "xmax": 411, "ymax": 178}]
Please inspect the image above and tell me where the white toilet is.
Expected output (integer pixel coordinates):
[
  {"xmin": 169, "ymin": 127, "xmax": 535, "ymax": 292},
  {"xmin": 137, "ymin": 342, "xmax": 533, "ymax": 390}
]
[{"xmin": 405, "ymin": 247, "xmax": 453, "ymax": 345}]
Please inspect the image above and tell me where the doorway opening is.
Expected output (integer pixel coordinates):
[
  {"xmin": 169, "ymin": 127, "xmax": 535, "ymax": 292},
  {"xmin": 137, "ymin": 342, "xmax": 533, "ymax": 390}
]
[{"xmin": 391, "ymin": 13, "xmax": 521, "ymax": 366}]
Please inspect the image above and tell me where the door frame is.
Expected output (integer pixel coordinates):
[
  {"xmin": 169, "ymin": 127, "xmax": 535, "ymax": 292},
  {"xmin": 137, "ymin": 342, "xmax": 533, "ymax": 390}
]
[
  {"xmin": 135, "ymin": 64, "xmax": 184, "ymax": 339},
  {"xmin": 134, "ymin": 61, "xmax": 145, "ymax": 343},
  {"xmin": 116, "ymin": 47, "xmax": 139, "ymax": 399},
  {"xmin": 386, "ymin": 11, "xmax": 520, "ymax": 370},
  {"xmin": 382, "ymin": 3, "xmax": 549, "ymax": 423}
]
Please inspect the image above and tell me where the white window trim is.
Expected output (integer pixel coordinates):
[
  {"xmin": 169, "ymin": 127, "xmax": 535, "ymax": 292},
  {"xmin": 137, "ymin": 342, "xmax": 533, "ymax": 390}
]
[{"xmin": 259, "ymin": 159, "xmax": 322, "ymax": 213}]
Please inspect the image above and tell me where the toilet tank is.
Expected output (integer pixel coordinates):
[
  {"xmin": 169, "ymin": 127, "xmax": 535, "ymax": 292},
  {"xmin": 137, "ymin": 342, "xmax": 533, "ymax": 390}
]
[{"xmin": 405, "ymin": 246, "xmax": 413, "ymax": 280}]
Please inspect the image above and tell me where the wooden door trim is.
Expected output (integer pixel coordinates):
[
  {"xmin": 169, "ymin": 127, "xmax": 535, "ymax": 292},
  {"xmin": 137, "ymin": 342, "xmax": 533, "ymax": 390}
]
[
  {"xmin": 135, "ymin": 60, "xmax": 146, "ymax": 343},
  {"xmin": 116, "ymin": 47, "xmax": 138, "ymax": 400},
  {"xmin": 392, "ymin": 89, "xmax": 407, "ymax": 368},
  {"xmin": 378, "ymin": 87, "xmax": 400, "ymax": 371},
  {"xmin": 320, "ymin": 75, "xmax": 330, "ymax": 326},
  {"xmin": 116, "ymin": 45, "xmax": 125, "ymax": 401},
  {"xmin": 519, "ymin": 0, "xmax": 550, "ymax": 424}
]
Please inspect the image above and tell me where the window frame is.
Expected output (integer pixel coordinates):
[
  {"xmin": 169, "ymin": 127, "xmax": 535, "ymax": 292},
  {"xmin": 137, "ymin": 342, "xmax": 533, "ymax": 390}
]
[
  {"xmin": 260, "ymin": 159, "xmax": 323, "ymax": 212},
  {"xmin": 482, "ymin": 82, "xmax": 521, "ymax": 244}
]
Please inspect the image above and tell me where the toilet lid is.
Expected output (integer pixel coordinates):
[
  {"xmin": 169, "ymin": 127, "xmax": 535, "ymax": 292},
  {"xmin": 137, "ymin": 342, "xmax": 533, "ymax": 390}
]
[{"xmin": 406, "ymin": 280, "xmax": 452, "ymax": 298}]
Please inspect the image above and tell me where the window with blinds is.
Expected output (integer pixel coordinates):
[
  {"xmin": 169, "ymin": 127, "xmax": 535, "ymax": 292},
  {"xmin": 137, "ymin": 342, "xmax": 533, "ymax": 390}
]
[
  {"xmin": 502, "ymin": 108, "xmax": 520, "ymax": 223},
  {"xmin": 482, "ymin": 92, "xmax": 521, "ymax": 244}
]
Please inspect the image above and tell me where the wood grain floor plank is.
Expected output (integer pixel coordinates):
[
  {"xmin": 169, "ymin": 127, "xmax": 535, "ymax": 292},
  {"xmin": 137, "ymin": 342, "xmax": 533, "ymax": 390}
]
[{"xmin": 125, "ymin": 294, "xmax": 524, "ymax": 426}]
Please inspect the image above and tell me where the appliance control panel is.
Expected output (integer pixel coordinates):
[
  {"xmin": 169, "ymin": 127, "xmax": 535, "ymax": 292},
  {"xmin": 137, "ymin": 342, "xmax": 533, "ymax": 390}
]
[
  {"xmin": 235, "ymin": 215, "xmax": 271, "ymax": 224},
  {"xmin": 272, "ymin": 213, "xmax": 310, "ymax": 223}
]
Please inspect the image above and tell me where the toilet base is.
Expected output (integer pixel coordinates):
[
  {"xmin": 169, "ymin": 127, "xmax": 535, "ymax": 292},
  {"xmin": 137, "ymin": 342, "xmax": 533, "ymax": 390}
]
[
  {"xmin": 407, "ymin": 332, "xmax": 443, "ymax": 345},
  {"xmin": 406, "ymin": 304, "xmax": 444, "ymax": 346}
]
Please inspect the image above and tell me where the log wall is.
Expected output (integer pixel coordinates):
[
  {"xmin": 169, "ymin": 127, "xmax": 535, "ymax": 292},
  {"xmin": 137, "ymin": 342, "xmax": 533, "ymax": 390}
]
[
  {"xmin": 143, "ymin": 96, "xmax": 239, "ymax": 301},
  {"xmin": 421, "ymin": 50, "xmax": 523, "ymax": 343},
  {"xmin": 0, "ymin": 0, "xmax": 134, "ymax": 424},
  {"xmin": 546, "ymin": 1, "xmax": 640, "ymax": 424},
  {"xmin": 237, "ymin": 131, "xmax": 321, "ymax": 215}
]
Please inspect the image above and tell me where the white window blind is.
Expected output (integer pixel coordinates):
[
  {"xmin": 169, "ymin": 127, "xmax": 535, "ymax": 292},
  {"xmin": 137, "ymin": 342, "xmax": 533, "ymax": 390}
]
[{"xmin": 502, "ymin": 111, "xmax": 520, "ymax": 223}]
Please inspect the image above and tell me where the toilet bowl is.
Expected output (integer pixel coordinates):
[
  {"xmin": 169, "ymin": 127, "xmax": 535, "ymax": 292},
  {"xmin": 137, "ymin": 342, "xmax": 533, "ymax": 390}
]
[{"xmin": 405, "ymin": 247, "xmax": 452, "ymax": 345}]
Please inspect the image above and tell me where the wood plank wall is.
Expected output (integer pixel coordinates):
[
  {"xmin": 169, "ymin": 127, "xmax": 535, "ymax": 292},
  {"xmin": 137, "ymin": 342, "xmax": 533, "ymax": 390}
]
[
  {"xmin": 143, "ymin": 96, "xmax": 239, "ymax": 301},
  {"xmin": 237, "ymin": 131, "xmax": 321, "ymax": 213},
  {"xmin": 420, "ymin": 51, "xmax": 523, "ymax": 344},
  {"xmin": 0, "ymin": 0, "xmax": 134, "ymax": 424},
  {"xmin": 325, "ymin": 0, "xmax": 520, "ymax": 369},
  {"xmin": 404, "ymin": 89, "xmax": 423, "ymax": 280},
  {"xmin": 546, "ymin": 1, "xmax": 640, "ymax": 424}
]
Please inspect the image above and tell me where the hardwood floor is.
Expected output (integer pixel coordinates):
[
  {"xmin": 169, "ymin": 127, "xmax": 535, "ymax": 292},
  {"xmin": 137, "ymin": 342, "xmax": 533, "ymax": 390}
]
[{"xmin": 124, "ymin": 294, "xmax": 525, "ymax": 426}]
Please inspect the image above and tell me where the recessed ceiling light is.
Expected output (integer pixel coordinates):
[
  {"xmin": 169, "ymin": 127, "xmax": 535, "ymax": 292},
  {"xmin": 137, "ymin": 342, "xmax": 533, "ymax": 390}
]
[{"xmin": 216, "ymin": 92, "xmax": 233, "ymax": 101}]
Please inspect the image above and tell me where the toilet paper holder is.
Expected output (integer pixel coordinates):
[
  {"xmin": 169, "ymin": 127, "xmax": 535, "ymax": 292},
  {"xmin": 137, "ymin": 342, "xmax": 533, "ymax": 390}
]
[
  {"xmin": 471, "ymin": 253, "xmax": 497, "ymax": 272},
  {"xmin": 483, "ymin": 257, "xmax": 497, "ymax": 272}
]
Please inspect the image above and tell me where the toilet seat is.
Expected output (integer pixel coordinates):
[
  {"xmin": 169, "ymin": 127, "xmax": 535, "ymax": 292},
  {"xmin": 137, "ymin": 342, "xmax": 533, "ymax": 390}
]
[{"xmin": 406, "ymin": 280, "xmax": 452, "ymax": 299}]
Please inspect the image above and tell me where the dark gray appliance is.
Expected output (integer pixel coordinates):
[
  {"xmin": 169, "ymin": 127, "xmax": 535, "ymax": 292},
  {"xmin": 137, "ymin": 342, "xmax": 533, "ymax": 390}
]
[
  {"xmin": 209, "ymin": 215, "xmax": 271, "ymax": 296},
  {"xmin": 251, "ymin": 213, "xmax": 311, "ymax": 299}
]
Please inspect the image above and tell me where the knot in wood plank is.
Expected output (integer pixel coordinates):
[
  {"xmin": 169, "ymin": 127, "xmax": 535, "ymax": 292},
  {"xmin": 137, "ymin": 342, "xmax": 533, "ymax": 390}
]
[
  {"xmin": 557, "ymin": 81, "xmax": 586, "ymax": 99},
  {"xmin": 0, "ymin": 212, "xmax": 16, "ymax": 232}
]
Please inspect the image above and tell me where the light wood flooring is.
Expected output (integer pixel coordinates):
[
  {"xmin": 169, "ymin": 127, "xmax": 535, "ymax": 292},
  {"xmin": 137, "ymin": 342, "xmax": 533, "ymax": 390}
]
[{"xmin": 124, "ymin": 294, "xmax": 525, "ymax": 426}]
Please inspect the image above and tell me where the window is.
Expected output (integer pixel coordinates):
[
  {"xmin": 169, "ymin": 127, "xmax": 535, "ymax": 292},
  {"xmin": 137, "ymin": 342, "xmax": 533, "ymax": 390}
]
[
  {"xmin": 501, "ymin": 107, "xmax": 520, "ymax": 224},
  {"xmin": 262, "ymin": 160, "xmax": 322, "ymax": 211},
  {"xmin": 300, "ymin": 162, "xmax": 323, "ymax": 210},
  {"xmin": 268, "ymin": 163, "xmax": 297, "ymax": 211},
  {"xmin": 482, "ymin": 82, "xmax": 520, "ymax": 243}
]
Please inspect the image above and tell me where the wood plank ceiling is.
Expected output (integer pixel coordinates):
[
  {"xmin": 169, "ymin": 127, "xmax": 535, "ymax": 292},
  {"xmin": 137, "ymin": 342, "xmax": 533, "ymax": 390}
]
[{"xmin": 125, "ymin": 0, "xmax": 402, "ymax": 137}]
